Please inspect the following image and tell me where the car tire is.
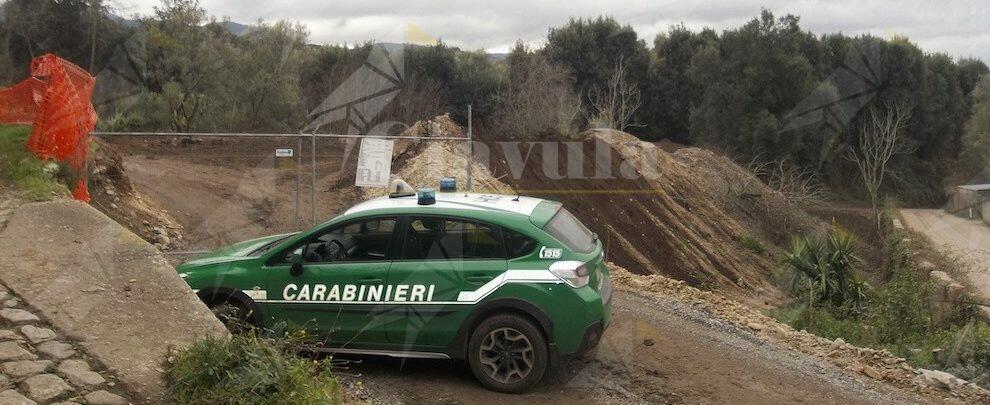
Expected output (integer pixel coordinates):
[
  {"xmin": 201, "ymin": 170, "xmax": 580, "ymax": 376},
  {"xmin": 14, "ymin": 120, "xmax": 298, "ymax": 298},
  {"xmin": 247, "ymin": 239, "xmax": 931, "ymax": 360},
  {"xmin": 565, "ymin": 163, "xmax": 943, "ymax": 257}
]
[
  {"xmin": 210, "ymin": 300, "xmax": 255, "ymax": 334},
  {"xmin": 467, "ymin": 314, "xmax": 548, "ymax": 393}
]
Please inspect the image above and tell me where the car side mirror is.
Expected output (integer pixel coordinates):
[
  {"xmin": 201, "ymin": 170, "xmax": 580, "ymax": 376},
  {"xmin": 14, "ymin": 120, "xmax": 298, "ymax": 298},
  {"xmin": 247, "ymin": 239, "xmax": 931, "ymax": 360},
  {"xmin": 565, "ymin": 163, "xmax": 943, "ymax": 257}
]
[{"xmin": 290, "ymin": 248, "xmax": 304, "ymax": 276}]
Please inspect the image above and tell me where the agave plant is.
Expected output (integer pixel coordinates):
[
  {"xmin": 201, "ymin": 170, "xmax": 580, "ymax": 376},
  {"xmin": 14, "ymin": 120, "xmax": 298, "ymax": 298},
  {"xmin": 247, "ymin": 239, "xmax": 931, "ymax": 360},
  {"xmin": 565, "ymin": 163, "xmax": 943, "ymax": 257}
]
[{"xmin": 785, "ymin": 227, "xmax": 870, "ymax": 315}]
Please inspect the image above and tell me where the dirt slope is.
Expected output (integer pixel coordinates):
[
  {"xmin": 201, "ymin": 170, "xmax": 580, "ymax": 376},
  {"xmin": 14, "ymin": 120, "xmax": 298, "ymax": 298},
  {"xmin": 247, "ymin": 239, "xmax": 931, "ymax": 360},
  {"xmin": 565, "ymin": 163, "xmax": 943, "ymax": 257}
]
[
  {"xmin": 481, "ymin": 129, "xmax": 784, "ymax": 302},
  {"xmin": 672, "ymin": 147, "xmax": 827, "ymax": 246}
]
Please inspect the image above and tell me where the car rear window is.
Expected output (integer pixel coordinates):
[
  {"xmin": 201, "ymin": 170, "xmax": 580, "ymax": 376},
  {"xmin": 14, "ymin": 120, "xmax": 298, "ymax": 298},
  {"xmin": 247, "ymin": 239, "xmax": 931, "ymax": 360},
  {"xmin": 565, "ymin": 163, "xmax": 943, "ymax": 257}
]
[{"xmin": 543, "ymin": 208, "xmax": 596, "ymax": 253}]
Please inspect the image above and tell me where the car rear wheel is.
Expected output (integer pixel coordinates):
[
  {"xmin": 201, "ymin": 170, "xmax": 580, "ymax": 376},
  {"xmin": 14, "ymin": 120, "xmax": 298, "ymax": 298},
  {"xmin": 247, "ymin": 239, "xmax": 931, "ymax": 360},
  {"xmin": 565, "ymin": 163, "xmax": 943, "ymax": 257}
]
[{"xmin": 467, "ymin": 314, "xmax": 548, "ymax": 393}]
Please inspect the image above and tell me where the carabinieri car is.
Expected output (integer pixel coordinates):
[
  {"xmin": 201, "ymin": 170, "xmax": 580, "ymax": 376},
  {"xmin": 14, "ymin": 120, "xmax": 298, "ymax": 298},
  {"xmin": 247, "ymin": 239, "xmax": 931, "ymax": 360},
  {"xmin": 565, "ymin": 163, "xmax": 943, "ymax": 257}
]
[{"xmin": 177, "ymin": 189, "xmax": 612, "ymax": 393}]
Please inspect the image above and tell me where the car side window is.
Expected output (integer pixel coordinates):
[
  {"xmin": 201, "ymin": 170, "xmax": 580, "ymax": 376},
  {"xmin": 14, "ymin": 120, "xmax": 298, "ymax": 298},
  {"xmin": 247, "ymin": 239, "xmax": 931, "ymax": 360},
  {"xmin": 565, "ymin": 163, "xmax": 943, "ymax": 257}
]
[
  {"xmin": 401, "ymin": 217, "xmax": 504, "ymax": 260},
  {"xmin": 283, "ymin": 218, "xmax": 396, "ymax": 263},
  {"xmin": 503, "ymin": 228, "xmax": 536, "ymax": 259}
]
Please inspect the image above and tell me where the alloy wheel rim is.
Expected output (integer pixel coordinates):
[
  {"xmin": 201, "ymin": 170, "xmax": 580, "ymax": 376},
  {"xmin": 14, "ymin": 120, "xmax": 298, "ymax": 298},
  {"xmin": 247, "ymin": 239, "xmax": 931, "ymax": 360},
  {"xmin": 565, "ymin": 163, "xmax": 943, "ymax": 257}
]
[{"xmin": 478, "ymin": 327, "xmax": 535, "ymax": 384}]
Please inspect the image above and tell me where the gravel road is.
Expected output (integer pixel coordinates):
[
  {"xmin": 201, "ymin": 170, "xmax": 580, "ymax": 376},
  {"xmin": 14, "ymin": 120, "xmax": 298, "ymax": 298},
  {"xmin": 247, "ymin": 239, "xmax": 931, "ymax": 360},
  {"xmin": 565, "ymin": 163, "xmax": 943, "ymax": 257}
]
[
  {"xmin": 337, "ymin": 290, "xmax": 923, "ymax": 404},
  {"xmin": 900, "ymin": 209, "xmax": 990, "ymax": 309}
]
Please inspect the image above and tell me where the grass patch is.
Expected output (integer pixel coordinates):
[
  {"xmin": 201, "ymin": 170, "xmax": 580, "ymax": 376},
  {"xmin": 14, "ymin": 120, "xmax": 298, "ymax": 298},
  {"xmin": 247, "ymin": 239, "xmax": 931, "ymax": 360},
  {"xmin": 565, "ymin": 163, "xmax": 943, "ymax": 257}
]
[
  {"xmin": 740, "ymin": 235, "xmax": 766, "ymax": 255},
  {"xmin": 0, "ymin": 125, "xmax": 67, "ymax": 200},
  {"xmin": 167, "ymin": 332, "xmax": 341, "ymax": 405}
]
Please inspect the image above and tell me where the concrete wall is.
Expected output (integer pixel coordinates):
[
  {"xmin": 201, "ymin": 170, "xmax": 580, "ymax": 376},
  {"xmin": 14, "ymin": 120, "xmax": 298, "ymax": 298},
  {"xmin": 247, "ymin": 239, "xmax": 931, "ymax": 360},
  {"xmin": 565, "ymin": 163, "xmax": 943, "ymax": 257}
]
[
  {"xmin": 0, "ymin": 200, "xmax": 227, "ymax": 403},
  {"xmin": 983, "ymin": 201, "xmax": 990, "ymax": 225}
]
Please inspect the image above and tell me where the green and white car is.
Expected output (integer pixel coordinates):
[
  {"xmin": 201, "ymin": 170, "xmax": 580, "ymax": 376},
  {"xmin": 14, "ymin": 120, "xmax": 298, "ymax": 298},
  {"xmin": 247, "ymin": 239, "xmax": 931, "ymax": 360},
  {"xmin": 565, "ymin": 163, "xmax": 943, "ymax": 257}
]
[{"xmin": 177, "ymin": 190, "xmax": 612, "ymax": 392}]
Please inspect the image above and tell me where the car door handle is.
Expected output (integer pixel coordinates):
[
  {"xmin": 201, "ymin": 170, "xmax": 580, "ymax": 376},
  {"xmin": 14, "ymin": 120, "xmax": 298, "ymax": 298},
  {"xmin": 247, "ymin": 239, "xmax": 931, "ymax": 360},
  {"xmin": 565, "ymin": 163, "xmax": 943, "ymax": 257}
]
[
  {"xmin": 358, "ymin": 277, "xmax": 382, "ymax": 284},
  {"xmin": 466, "ymin": 275, "xmax": 494, "ymax": 284}
]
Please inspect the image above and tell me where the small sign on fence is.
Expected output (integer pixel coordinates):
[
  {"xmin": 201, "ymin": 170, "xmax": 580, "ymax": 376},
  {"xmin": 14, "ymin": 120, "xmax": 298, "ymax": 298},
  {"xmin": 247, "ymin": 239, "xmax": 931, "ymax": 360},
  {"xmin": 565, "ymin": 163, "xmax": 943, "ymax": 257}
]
[
  {"xmin": 355, "ymin": 138, "xmax": 394, "ymax": 188},
  {"xmin": 275, "ymin": 148, "xmax": 294, "ymax": 158}
]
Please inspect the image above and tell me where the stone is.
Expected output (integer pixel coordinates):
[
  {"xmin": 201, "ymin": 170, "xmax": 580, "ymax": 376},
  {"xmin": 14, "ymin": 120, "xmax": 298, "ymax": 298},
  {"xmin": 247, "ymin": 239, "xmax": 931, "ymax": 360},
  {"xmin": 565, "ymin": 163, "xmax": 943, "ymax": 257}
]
[
  {"xmin": 1, "ymin": 360, "xmax": 53, "ymax": 379},
  {"xmin": 35, "ymin": 342, "xmax": 75, "ymax": 360},
  {"xmin": 57, "ymin": 360, "xmax": 105, "ymax": 388},
  {"xmin": 83, "ymin": 390, "xmax": 127, "ymax": 405},
  {"xmin": 18, "ymin": 326, "xmax": 54, "ymax": 344},
  {"xmin": 0, "ymin": 291, "xmax": 9, "ymax": 302},
  {"xmin": 830, "ymin": 337, "xmax": 846, "ymax": 350},
  {"xmin": 642, "ymin": 338, "xmax": 655, "ymax": 347},
  {"xmin": 0, "ymin": 374, "xmax": 8, "ymax": 389},
  {"xmin": 0, "ymin": 330, "xmax": 21, "ymax": 341},
  {"xmin": 0, "ymin": 342, "xmax": 35, "ymax": 361},
  {"xmin": 918, "ymin": 368, "xmax": 967, "ymax": 390},
  {"xmin": 0, "ymin": 389, "xmax": 36, "ymax": 405},
  {"xmin": 861, "ymin": 365, "xmax": 884, "ymax": 380},
  {"xmin": 21, "ymin": 374, "xmax": 72, "ymax": 402},
  {"xmin": 0, "ymin": 309, "xmax": 38, "ymax": 324},
  {"xmin": 2, "ymin": 299, "xmax": 18, "ymax": 308},
  {"xmin": 746, "ymin": 322, "xmax": 764, "ymax": 331}
]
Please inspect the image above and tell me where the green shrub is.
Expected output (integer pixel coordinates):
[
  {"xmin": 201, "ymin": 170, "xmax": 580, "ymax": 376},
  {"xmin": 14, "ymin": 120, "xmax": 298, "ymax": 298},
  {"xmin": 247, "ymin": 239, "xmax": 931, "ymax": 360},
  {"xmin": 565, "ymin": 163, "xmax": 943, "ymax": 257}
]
[
  {"xmin": 865, "ymin": 267, "xmax": 932, "ymax": 345},
  {"xmin": 0, "ymin": 125, "xmax": 67, "ymax": 200},
  {"xmin": 167, "ymin": 333, "xmax": 340, "ymax": 405},
  {"xmin": 784, "ymin": 227, "xmax": 869, "ymax": 315}
]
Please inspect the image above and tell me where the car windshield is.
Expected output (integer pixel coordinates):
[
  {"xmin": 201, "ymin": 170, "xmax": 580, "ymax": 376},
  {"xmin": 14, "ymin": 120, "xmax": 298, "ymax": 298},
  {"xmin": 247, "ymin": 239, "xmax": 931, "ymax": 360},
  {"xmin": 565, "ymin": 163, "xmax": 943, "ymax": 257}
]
[
  {"xmin": 543, "ymin": 208, "xmax": 596, "ymax": 253},
  {"xmin": 248, "ymin": 235, "xmax": 294, "ymax": 256}
]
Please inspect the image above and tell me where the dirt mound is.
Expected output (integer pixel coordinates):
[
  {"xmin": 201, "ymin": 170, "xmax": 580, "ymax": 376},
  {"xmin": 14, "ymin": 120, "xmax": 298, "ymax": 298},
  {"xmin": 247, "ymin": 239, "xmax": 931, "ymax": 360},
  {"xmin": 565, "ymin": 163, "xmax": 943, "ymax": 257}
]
[
  {"xmin": 477, "ymin": 128, "xmax": 782, "ymax": 300},
  {"xmin": 671, "ymin": 147, "xmax": 827, "ymax": 247},
  {"xmin": 361, "ymin": 114, "xmax": 512, "ymax": 199}
]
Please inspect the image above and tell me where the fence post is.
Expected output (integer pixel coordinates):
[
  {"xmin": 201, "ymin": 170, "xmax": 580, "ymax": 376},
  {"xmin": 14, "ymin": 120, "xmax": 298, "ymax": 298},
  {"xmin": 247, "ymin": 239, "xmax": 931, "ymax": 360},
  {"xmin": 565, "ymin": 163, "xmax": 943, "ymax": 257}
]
[
  {"xmin": 467, "ymin": 104, "xmax": 473, "ymax": 192},
  {"xmin": 311, "ymin": 131, "xmax": 317, "ymax": 225},
  {"xmin": 295, "ymin": 135, "xmax": 302, "ymax": 230}
]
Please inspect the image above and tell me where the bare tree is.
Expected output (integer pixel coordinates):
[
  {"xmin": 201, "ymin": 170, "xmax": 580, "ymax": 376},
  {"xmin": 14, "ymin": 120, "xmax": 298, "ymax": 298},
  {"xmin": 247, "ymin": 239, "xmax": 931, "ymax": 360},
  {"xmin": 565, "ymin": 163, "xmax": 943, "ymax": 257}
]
[
  {"xmin": 846, "ymin": 101, "xmax": 913, "ymax": 228},
  {"xmin": 494, "ymin": 49, "xmax": 582, "ymax": 139},
  {"xmin": 587, "ymin": 57, "xmax": 641, "ymax": 132}
]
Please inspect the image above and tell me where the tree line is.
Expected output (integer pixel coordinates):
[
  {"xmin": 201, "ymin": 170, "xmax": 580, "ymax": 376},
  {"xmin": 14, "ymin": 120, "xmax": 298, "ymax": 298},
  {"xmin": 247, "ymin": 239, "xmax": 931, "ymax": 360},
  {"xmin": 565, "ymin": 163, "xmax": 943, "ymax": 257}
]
[{"xmin": 1, "ymin": 0, "xmax": 988, "ymax": 204}]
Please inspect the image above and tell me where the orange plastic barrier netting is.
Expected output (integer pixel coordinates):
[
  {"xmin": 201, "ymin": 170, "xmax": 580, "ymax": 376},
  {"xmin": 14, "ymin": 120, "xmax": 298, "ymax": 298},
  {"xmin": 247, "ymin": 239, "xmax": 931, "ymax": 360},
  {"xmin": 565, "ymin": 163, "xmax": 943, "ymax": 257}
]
[{"xmin": 0, "ymin": 54, "xmax": 97, "ymax": 201}]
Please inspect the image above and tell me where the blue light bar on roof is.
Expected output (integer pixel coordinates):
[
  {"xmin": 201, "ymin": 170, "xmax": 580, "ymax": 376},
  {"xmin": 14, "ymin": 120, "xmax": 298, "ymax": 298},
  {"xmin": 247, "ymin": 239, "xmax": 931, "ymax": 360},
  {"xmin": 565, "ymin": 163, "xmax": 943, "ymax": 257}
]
[
  {"xmin": 440, "ymin": 177, "xmax": 456, "ymax": 192},
  {"xmin": 417, "ymin": 188, "xmax": 436, "ymax": 205}
]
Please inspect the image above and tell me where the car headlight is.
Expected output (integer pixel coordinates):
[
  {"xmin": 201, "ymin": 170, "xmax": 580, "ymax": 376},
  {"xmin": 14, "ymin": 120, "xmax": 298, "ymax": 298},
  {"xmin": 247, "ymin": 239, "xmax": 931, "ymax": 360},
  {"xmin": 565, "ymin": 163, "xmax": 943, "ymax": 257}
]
[{"xmin": 549, "ymin": 261, "xmax": 589, "ymax": 288}]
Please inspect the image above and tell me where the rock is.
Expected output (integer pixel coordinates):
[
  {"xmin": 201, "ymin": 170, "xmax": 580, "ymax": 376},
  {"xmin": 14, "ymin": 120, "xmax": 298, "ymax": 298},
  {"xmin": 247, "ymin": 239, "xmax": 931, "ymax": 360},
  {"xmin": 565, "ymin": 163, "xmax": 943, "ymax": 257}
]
[
  {"xmin": 154, "ymin": 234, "xmax": 171, "ymax": 246},
  {"xmin": 0, "ymin": 309, "xmax": 38, "ymax": 324},
  {"xmin": 746, "ymin": 322, "xmax": 764, "ymax": 331},
  {"xmin": 3, "ymin": 299, "xmax": 19, "ymax": 308},
  {"xmin": 0, "ymin": 342, "xmax": 36, "ymax": 361},
  {"xmin": 0, "ymin": 374, "xmax": 8, "ymax": 389},
  {"xmin": 83, "ymin": 390, "xmax": 127, "ymax": 405},
  {"xmin": 0, "ymin": 330, "xmax": 21, "ymax": 341},
  {"xmin": 21, "ymin": 374, "xmax": 72, "ymax": 402},
  {"xmin": 19, "ymin": 326, "xmax": 55, "ymax": 344},
  {"xmin": 643, "ymin": 338, "xmax": 655, "ymax": 347},
  {"xmin": 861, "ymin": 365, "xmax": 884, "ymax": 380},
  {"xmin": 830, "ymin": 337, "xmax": 846, "ymax": 350},
  {"xmin": 0, "ymin": 389, "xmax": 36, "ymax": 405},
  {"xmin": 0, "ymin": 291, "xmax": 8, "ymax": 302},
  {"xmin": 35, "ymin": 341, "xmax": 75, "ymax": 360},
  {"xmin": 57, "ymin": 359, "xmax": 105, "ymax": 388},
  {"xmin": 918, "ymin": 368, "xmax": 967, "ymax": 390},
  {"xmin": 2, "ymin": 360, "xmax": 53, "ymax": 379}
]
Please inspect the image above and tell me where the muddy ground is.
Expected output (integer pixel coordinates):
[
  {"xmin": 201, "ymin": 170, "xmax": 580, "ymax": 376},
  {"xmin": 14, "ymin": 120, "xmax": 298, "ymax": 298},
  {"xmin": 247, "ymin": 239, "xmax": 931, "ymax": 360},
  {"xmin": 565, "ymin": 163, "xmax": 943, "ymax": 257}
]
[{"xmin": 336, "ymin": 290, "xmax": 921, "ymax": 404}]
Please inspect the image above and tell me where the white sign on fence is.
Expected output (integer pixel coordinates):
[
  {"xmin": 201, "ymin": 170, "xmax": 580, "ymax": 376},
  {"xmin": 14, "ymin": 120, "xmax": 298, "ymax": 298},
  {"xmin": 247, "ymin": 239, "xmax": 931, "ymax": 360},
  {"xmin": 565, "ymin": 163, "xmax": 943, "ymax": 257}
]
[
  {"xmin": 355, "ymin": 138, "xmax": 394, "ymax": 188},
  {"xmin": 275, "ymin": 148, "xmax": 294, "ymax": 157}
]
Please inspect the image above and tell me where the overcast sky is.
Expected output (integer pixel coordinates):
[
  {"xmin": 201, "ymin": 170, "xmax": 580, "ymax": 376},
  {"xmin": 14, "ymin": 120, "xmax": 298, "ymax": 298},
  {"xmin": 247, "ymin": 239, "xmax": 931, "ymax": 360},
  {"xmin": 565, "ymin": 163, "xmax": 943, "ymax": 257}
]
[{"xmin": 113, "ymin": 0, "xmax": 989, "ymax": 62}]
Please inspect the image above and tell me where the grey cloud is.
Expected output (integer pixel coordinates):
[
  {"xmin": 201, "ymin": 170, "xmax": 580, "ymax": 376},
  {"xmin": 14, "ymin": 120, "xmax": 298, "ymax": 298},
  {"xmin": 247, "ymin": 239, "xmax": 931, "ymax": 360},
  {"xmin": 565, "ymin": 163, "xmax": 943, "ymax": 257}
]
[{"xmin": 114, "ymin": 0, "xmax": 989, "ymax": 60}]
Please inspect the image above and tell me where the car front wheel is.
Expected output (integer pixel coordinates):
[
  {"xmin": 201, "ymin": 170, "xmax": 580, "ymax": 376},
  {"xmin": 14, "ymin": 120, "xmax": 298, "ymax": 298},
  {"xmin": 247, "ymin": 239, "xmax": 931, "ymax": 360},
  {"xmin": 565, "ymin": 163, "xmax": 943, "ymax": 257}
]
[
  {"xmin": 467, "ymin": 314, "xmax": 548, "ymax": 393},
  {"xmin": 210, "ymin": 301, "xmax": 255, "ymax": 333}
]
